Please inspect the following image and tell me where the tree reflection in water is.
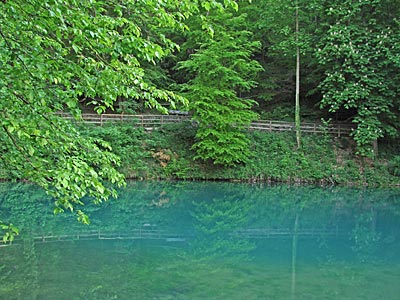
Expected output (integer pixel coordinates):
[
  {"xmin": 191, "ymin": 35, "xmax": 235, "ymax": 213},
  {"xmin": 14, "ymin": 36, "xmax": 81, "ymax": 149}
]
[{"xmin": 0, "ymin": 182, "xmax": 399, "ymax": 299}]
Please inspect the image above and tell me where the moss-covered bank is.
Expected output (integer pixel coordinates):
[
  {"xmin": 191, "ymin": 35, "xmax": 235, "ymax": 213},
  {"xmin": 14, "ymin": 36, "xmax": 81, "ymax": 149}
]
[{"xmin": 79, "ymin": 121, "xmax": 400, "ymax": 187}]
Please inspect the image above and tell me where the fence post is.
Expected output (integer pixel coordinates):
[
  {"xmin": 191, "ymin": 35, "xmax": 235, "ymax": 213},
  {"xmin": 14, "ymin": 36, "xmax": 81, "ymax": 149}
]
[{"xmin": 100, "ymin": 114, "xmax": 103, "ymax": 126}]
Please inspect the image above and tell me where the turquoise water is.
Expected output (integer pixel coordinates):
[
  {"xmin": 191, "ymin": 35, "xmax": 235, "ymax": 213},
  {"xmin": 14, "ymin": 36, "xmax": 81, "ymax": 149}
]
[{"xmin": 0, "ymin": 181, "xmax": 399, "ymax": 299}]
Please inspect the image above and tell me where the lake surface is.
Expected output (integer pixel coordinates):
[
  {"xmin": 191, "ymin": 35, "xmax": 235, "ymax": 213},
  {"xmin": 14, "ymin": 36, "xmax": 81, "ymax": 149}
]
[{"xmin": 0, "ymin": 181, "xmax": 399, "ymax": 300}]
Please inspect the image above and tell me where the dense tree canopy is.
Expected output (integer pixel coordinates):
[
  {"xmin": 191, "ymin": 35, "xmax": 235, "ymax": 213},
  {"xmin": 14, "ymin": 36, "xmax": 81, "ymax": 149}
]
[{"xmin": 315, "ymin": 0, "xmax": 400, "ymax": 155}]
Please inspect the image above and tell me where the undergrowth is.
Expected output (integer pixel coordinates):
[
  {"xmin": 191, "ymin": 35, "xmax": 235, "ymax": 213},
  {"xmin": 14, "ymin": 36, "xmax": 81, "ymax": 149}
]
[{"xmin": 75, "ymin": 122, "xmax": 400, "ymax": 187}]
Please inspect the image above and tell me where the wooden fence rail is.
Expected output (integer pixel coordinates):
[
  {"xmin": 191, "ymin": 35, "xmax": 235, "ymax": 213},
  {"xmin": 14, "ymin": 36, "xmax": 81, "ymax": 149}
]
[
  {"xmin": 57, "ymin": 112, "xmax": 189, "ymax": 128},
  {"xmin": 57, "ymin": 113, "xmax": 354, "ymax": 137},
  {"xmin": 249, "ymin": 120, "xmax": 353, "ymax": 137}
]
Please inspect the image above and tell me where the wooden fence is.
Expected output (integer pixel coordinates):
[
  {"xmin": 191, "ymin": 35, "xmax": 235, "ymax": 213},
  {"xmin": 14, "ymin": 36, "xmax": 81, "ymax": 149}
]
[
  {"xmin": 57, "ymin": 112, "xmax": 189, "ymax": 128},
  {"xmin": 57, "ymin": 113, "xmax": 354, "ymax": 137},
  {"xmin": 249, "ymin": 120, "xmax": 353, "ymax": 137}
]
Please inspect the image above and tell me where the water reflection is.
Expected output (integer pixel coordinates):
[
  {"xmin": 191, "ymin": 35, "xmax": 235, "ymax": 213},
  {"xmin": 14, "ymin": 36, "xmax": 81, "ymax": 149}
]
[
  {"xmin": 0, "ymin": 182, "xmax": 399, "ymax": 299},
  {"xmin": 189, "ymin": 193, "xmax": 255, "ymax": 260}
]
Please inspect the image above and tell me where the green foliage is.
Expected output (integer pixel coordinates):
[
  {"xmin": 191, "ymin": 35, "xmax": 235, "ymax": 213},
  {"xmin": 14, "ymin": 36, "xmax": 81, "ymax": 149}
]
[
  {"xmin": 76, "ymin": 121, "xmax": 198, "ymax": 180},
  {"xmin": 0, "ymin": 221, "xmax": 19, "ymax": 244},
  {"xmin": 0, "ymin": 0, "xmax": 193, "ymax": 221},
  {"xmin": 0, "ymin": 0, "xmax": 191, "ymax": 114},
  {"xmin": 179, "ymin": 11, "xmax": 263, "ymax": 165},
  {"xmin": 1, "ymin": 107, "xmax": 125, "ymax": 220},
  {"xmin": 242, "ymin": 131, "xmax": 337, "ymax": 183},
  {"xmin": 71, "ymin": 122, "xmax": 400, "ymax": 186},
  {"xmin": 0, "ymin": 0, "xmax": 241, "ymax": 223},
  {"xmin": 240, "ymin": 0, "xmax": 322, "ymax": 119},
  {"xmin": 151, "ymin": 124, "xmax": 195, "ymax": 178},
  {"xmin": 388, "ymin": 156, "xmax": 400, "ymax": 177},
  {"xmin": 237, "ymin": 0, "xmax": 400, "ymax": 156},
  {"xmin": 2, "ymin": 0, "xmax": 399, "ymax": 232},
  {"xmin": 78, "ymin": 122, "xmax": 150, "ymax": 178},
  {"xmin": 315, "ymin": 0, "xmax": 400, "ymax": 155}
]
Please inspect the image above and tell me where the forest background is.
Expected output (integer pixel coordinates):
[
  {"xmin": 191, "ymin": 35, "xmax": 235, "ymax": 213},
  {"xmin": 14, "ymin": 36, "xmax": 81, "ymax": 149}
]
[{"xmin": 1, "ymin": 0, "xmax": 400, "ymax": 235}]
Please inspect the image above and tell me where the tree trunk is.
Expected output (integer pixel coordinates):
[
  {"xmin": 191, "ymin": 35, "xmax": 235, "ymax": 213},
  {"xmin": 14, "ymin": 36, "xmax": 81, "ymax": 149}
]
[{"xmin": 295, "ymin": 2, "xmax": 301, "ymax": 149}]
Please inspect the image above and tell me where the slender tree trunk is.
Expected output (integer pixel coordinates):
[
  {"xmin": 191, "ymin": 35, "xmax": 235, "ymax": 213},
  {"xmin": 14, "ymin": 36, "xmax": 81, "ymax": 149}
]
[
  {"xmin": 295, "ymin": 2, "xmax": 301, "ymax": 149},
  {"xmin": 291, "ymin": 213, "xmax": 299, "ymax": 300}
]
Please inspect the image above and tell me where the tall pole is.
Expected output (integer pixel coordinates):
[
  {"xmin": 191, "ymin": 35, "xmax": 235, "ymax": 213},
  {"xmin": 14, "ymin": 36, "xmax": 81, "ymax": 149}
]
[{"xmin": 295, "ymin": 1, "xmax": 301, "ymax": 149}]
